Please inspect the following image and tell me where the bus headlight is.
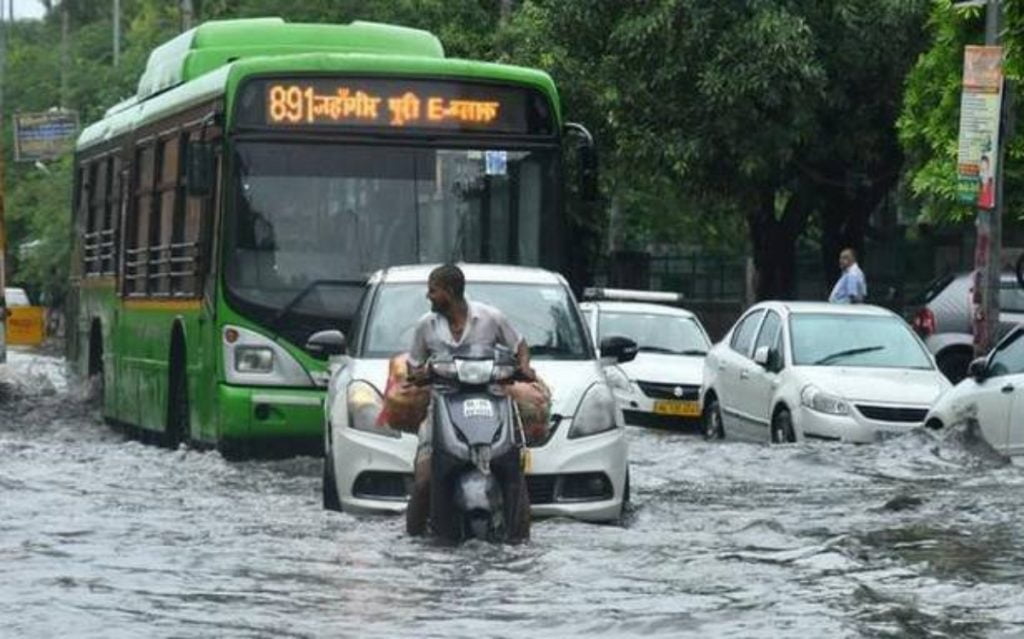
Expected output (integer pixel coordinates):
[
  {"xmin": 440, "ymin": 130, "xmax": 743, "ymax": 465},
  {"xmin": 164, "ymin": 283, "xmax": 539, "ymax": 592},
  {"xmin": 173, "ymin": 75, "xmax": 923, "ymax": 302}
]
[
  {"xmin": 235, "ymin": 346, "xmax": 274, "ymax": 373},
  {"xmin": 569, "ymin": 383, "xmax": 618, "ymax": 439},
  {"xmin": 222, "ymin": 325, "xmax": 314, "ymax": 387}
]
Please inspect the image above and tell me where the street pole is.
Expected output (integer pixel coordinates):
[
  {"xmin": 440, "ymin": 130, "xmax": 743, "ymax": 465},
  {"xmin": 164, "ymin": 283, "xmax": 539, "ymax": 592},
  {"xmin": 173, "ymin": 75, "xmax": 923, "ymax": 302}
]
[
  {"xmin": 113, "ymin": 0, "xmax": 120, "ymax": 67},
  {"xmin": 0, "ymin": 0, "xmax": 6, "ymax": 364},
  {"xmin": 974, "ymin": 0, "xmax": 1006, "ymax": 357},
  {"xmin": 59, "ymin": 2, "xmax": 68, "ymax": 109},
  {"xmin": 181, "ymin": 0, "xmax": 194, "ymax": 31}
]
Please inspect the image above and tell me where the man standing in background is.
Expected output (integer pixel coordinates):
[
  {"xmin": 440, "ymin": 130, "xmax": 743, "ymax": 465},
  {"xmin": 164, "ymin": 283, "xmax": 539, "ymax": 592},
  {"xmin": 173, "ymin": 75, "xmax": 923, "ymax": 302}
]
[{"xmin": 829, "ymin": 248, "xmax": 867, "ymax": 304}]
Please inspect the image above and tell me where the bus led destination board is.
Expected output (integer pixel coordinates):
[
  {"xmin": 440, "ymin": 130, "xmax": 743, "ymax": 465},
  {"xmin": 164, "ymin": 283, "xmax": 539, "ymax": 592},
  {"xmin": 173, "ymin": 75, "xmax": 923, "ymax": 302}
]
[{"xmin": 237, "ymin": 77, "xmax": 554, "ymax": 135}]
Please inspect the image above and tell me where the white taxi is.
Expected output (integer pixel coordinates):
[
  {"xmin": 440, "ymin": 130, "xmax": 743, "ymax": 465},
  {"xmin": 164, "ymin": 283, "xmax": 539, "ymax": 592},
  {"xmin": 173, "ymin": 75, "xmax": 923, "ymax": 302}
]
[
  {"xmin": 580, "ymin": 292, "xmax": 710, "ymax": 429},
  {"xmin": 313, "ymin": 264, "xmax": 634, "ymax": 522}
]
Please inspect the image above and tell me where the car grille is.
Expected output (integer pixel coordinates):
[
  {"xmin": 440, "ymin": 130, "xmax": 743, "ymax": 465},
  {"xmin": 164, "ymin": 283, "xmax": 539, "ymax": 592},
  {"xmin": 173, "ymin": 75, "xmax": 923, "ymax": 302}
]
[
  {"xmin": 636, "ymin": 381, "xmax": 700, "ymax": 401},
  {"xmin": 855, "ymin": 405, "xmax": 928, "ymax": 423},
  {"xmin": 623, "ymin": 410, "xmax": 701, "ymax": 430},
  {"xmin": 525, "ymin": 475, "xmax": 556, "ymax": 504}
]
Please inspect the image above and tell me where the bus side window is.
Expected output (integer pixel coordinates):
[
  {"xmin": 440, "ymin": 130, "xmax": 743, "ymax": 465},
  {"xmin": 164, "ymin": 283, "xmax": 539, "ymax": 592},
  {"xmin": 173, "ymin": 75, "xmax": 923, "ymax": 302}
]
[
  {"xmin": 75, "ymin": 163, "xmax": 89, "ymax": 277},
  {"xmin": 153, "ymin": 136, "xmax": 180, "ymax": 297},
  {"xmin": 185, "ymin": 129, "xmax": 218, "ymax": 298},
  {"xmin": 103, "ymin": 157, "xmax": 119, "ymax": 277},
  {"xmin": 85, "ymin": 161, "xmax": 102, "ymax": 275},
  {"xmin": 126, "ymin": 144, "xmax": 155, "ymax": 297}
]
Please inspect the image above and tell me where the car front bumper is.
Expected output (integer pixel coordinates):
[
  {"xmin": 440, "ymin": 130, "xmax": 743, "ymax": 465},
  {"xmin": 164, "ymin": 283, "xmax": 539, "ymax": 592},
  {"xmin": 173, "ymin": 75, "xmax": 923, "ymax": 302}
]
[
  {"xmin": 332, "ymin": 417, "xmax": 628, "ymax": 522},
  {"xmin": 794, "ymin": 405, "xmax": 924, "ymax": 443},
  {"xmin": 613, "ymin": 390, "xmax": 702, "ymax": 429}
]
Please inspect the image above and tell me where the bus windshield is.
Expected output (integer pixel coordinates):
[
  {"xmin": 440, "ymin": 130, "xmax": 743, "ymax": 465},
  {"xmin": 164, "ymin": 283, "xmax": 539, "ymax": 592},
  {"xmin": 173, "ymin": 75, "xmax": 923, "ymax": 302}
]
[{"xmin": 224, "ymin": 141, "xmax": 557, "ymax": 338}]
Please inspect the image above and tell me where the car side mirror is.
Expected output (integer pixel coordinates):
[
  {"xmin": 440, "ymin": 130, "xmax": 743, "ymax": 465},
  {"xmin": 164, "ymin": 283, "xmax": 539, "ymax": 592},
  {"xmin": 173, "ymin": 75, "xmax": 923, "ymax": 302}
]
[
  {"xmin": 306, "ymin": 330, "xmax": 346, "ymax": 360},
  {"xmin": 186, "ymin": 140, "xmax": 215, "ymax": 197},
  {"xmin": 600, "ymin": 335, "xmax": 638, "ymax": 364},
  {"xmin": 754, "ymin": 346, "xmax": 770, "ymax": 366},
  {"xmin": 968, "ymin": 357, "xmax": 988, "ymax": 382}
]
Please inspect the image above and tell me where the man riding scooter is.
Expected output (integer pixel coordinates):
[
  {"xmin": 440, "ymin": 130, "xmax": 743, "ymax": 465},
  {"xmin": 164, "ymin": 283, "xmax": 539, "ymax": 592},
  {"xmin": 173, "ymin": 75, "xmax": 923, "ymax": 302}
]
[{"xmin": 405, "ymin": 264, "xmax": 534, "ymax": 539}]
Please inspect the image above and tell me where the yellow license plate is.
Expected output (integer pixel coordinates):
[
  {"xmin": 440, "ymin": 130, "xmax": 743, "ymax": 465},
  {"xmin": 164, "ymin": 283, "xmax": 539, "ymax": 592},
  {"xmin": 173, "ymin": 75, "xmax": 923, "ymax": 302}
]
[{"xmin": 653, "ymin": 400, "xmax": 700, "ymax": 417}]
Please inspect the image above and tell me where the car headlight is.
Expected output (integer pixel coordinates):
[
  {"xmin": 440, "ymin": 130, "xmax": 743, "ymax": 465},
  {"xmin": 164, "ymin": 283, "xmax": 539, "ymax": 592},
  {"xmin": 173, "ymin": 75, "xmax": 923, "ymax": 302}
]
[
  {"xmin": 347, "ymin": 380, "xmax": 396, "ymax": 437},
  {"xmin": 569, "ymin": 383, "xmax": 618, "ymax": 439},
  {"xmin": 800, "ymin": 384, "xmax": 850, "ymax": 416},
  {"xmin": 604, "ymin": 365, "xmax": 633, "ymax": 394},
  {"xmin": 235, "ymin": 346, "xmax": 274, "ymax": 373}
]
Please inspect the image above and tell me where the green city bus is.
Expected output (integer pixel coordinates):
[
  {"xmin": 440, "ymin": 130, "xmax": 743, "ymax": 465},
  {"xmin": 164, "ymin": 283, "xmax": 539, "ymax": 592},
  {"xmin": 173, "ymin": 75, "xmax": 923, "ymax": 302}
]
[{"xmin": 68, "ymin": 18, "xmax": 595, "ymax": 456}]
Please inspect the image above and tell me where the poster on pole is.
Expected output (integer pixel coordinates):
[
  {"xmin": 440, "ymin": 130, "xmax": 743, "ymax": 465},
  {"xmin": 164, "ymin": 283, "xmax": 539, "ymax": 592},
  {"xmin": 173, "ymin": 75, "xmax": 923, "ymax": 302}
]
[
  {"xmin": 956, "ymin": 46, "xmax": 1003, "ymax": 209},
  {"xmin": 13, "ymin": 110, "xmax": 79, "ymax": 162}
]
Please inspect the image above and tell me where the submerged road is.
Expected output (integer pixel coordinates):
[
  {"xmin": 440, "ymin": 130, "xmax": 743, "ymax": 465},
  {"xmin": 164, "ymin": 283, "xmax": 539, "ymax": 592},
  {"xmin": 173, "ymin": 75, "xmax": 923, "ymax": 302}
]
[{"xmin": 2, "ymin": 350, "xmax": 1023, "ymax": 638}]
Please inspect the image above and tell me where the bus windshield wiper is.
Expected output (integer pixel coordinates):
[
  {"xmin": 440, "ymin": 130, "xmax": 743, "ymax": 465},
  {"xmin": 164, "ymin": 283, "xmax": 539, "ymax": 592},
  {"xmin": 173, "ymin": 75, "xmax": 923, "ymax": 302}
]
[
  {"xmin": 269, "ymin": 279, "xmax": 365, "ymax": 332},
  {"xmin": 813, "ymin": 345, "xmax": 885, "ymax": 366}
]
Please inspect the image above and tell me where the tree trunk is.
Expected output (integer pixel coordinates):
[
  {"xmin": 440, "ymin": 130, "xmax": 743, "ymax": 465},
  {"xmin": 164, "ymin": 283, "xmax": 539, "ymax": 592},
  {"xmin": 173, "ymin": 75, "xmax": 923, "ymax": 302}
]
[{"xmin": 747, "ymin": 188, "xmax": 801, "ymax": 301}]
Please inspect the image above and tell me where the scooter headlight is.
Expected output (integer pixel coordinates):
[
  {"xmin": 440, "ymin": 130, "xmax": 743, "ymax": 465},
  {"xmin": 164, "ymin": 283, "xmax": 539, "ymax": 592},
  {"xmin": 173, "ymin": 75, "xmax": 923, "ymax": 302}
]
[
  {"xmin": 456, "ymin": 359, "xmax": 494, "ymax": 385},
  {"xmin": 347, "ymin": 381, "xmax": 396, "ymax": 438},
  {"xmin": 569, "ymin": 383, "xmax": 618, "ymax": 439}
]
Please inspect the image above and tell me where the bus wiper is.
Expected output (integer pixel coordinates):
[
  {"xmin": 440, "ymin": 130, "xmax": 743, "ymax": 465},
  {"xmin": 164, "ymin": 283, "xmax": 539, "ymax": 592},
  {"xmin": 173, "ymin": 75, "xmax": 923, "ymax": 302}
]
[
  {"xmin": 269, "ymin": 279, "xmax": 366, "ymax": 332},
  {"xmin": 814, "ymin": 345, "xmax": 885, "ymax": 366}
]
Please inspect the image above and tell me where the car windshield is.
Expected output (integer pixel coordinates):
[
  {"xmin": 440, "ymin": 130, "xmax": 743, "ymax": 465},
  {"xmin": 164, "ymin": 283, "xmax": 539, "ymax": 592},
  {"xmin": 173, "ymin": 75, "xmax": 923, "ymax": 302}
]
[
  {"xmin": 790, "ymin": 313, "xmax": 933, "ymax": 369},
  {"xmin": 362, "ymin": 282, "xmax": 591, "ymax": 360},
  {"xmin": 598, "ymin": 311, "xmax": 708, "ymax": 355}
]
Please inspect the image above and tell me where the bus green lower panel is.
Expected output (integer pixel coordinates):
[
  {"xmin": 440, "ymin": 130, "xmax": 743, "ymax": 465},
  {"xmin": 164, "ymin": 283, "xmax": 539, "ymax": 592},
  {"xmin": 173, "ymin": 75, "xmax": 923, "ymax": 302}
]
[{"xmin": 217, "ymin": 384, "xmax": 325, "ymax": 441}]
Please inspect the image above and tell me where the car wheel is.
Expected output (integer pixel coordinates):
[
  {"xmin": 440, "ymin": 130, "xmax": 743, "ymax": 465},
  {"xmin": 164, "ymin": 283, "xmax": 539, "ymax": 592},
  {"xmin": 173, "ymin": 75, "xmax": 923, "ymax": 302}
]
[
  {"xmin": 937, "ymin": 349, "xmax": 973, "ymax": 384},
  {"xmin": 770, "ymin": 408, "xmax": 796, "ymax": 444},
  {"xmin": 322, "ymin": 431, "xmax": 341, "ymax": 512},
  {"xmin": 702, "ymin": 396, "xmax": 725, "ymax": 440}
]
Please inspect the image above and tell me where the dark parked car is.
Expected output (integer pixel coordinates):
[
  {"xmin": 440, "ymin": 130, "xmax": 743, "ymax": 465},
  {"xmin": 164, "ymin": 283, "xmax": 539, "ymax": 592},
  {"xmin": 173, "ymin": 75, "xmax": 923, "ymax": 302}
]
[{"xmin": 908, "ymin": 272, "xmax": 1024, "ymax": 382}]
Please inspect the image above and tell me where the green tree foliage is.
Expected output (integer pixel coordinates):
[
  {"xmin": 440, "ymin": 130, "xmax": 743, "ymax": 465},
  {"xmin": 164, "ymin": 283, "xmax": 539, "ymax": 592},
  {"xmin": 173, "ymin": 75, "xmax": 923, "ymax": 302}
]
[
  {"xmin": 499, "ymin": 0, "xmax": 929, "ymax": 297},
  {"xmin": 899, "ymin": 1, "xmax": 1024, "ymax": 227},
  {"xmin": 3, "ymin": 0, "xmax": 931, "ymax": 303}
]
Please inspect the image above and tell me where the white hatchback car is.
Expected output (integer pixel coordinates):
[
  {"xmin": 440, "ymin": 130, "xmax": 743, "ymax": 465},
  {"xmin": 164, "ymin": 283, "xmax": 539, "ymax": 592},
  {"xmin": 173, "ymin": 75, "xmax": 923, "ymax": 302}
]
[
  {"xmin": 701, "ymin": 302, "xmax": 951, "ymax": 443},
  {"xmin": 318, "ymin": 264, "xmax": 632, "ymax": 522},
  {"xmin": 925, "ymin": 326, "xmax": 1024, "ymax": 460},
  {"xmin": 580, "ymin": 299, "xmax": 710, "ymax": 428}
]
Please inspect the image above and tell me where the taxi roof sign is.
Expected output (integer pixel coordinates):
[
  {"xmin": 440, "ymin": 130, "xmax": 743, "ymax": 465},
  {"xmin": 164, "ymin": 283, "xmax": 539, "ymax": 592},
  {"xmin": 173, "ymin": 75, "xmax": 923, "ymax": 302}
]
[{"xmin": 582, "ymin": 287, "xmax": 683, "ymax": 304}]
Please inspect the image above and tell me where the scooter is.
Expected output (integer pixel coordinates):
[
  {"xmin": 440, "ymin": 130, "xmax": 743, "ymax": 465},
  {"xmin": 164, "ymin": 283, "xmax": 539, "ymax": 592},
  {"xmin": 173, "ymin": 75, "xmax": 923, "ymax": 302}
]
[{"xmin": 426, "ymin": 344, "xmax": 530, "ymax": 543}]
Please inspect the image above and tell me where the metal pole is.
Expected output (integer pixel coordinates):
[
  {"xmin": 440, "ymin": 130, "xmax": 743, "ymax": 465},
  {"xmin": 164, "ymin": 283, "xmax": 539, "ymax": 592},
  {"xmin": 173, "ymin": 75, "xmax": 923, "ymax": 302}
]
[
  {"xmin": 974, "ymin": 0, "xmax": 1004, "ymax": 357},
  {"xmin": 59, "ymin": 2, "xmax": 68, "ymax": 109},
  {"xmin": 181, "ymin": 0, "xmax": 194, "ymax": 31},
  {"xmin": 0, "ymin": 0, "xmax": 6, "ymax": 364},
  {"xmin": 113, "ymin": 0, "xmax": 120, "ymax": 67}
]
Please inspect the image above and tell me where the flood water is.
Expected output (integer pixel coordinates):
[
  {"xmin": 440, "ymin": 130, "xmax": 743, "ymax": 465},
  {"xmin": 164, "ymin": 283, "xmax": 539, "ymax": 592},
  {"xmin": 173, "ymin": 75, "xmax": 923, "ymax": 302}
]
[{"xmin": 2, "ymin": 350, "xmax": 1024, "ymax": 638}]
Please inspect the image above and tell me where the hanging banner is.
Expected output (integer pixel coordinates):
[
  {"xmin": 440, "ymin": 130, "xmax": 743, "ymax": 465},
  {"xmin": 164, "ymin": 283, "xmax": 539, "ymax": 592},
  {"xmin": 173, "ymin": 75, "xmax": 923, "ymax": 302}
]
[
  {"xmin": 956, "ymin": 46, "xmax": 1003, "ymax": 209},
  {"xmin": 13, "ymin": 110, "xmax": 79, "ymax": 162}
]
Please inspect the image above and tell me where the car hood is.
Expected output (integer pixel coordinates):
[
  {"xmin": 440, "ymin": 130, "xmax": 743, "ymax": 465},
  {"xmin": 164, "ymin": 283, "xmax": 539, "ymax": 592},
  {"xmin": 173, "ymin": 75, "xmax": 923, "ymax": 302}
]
[
  {"xmin": 794, "ymin": 366, "xmax": 950, "ymax": 405},
  {"xmin": 619, "ymin": 352, "xmax": 704, "ymax": 385},
  {"xmin": 342, "ymin": 357, "xmax": 603, "ymax": 418}
]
